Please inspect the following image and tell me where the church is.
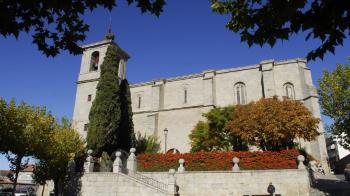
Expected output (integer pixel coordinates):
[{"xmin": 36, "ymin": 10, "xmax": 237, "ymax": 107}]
[{"xmin": 72, "ymin": 33, "xmax": 328, "ymax": 168}]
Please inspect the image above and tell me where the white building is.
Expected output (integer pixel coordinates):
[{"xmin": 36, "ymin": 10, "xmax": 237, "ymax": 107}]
[{"xmin": 72, "ymin": 34, "xmax": 329, "ymax": 169}]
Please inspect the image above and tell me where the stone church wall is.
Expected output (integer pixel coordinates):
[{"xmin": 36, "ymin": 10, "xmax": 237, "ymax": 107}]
[{"xmin": 129, "ymin": 59, "xmax": 328, "ymax": 170}]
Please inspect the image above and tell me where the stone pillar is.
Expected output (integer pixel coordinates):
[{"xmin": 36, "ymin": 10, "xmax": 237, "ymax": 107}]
[
  {"xmin": 84, "ymin": 149, "xmax": 94, "ymax": 173},
  {"xmin": 203, "ymin": 70, "xmax": 216, "ymax": 106},
  {"xmin": 113, "ymin": 151, "xmax": 122, "ymax": 173},
  {"xmin": 297, "ymin": 59, "xmax": 329, "ymax": 173},
  {"xmin": 127, "ymin": 148, "xmax": 137, "ymax": 174},
  {"xmin": 260, "ymin": 59, "xmax": 276, "ymax": 98},
  {"xmin": 152, "ymin": 80, "xmax": 165, "ymax": 110},
  {"xmin": 297, "ymin": 155, "xmax": 306, "ymax": 170},
  {"xmin": 178, "ymin": 159, "xmax": 185, "ymax": 173},
  {"xmin": 168, "ymin": 169, "xmax": 177, "ymax": 195},
  {"xmin": 232, "ymin": 157, "xmax": 240, "ymax": 172}
]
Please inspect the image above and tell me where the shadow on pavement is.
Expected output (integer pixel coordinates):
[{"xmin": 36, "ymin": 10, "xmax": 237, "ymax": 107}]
[{"xmin": 312, "ymin": 177, "xmax": 350, "ymax": 196}]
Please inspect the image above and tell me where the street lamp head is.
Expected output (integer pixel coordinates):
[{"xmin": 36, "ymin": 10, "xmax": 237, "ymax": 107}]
[{"xmin": 164, "ymin": 128, "xmax": 168, "ymax": 135}]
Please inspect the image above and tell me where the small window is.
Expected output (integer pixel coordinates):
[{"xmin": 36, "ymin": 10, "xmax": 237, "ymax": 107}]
[
  {"xmin": 87, "ymin": 94, "xmax": 92, "ymax": 102},
  {"xmin": 234, "ymin": 82, "xmax": 246, "ymax": 105},
  {"xmin": 184, "ymin": 89, "xmax": 188, "ymax": 104},
  {"xmin": 284, "ymin": 83, "xmax": 295, "ymax": 100},
  {"xmin": 90, "ymin": 51, "xmax": 99, "ymax": 71},
  {"xmin": 84, "ymin": 124, "xmax": 89, "ymax": 132},
  {"xmin": 137, "ymin": 96, "xmax": 142, "ymax": 109}
]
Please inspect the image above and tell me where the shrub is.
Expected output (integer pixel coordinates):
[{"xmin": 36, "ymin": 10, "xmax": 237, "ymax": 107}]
[
  {"xmin": 137, "ymin": 149, "xmax": 300, "ymax": 172},
  {"xmin": 226, "ymin": 97, "xmax": 320, "ymax": 151},
  {"xmin": 134, "ymin": 132, "xmax": 160, "ymax": 154}
]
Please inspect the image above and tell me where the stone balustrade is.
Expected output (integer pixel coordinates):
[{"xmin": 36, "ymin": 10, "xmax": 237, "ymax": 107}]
[
  {"xmin": 84, "ymin": 149, "xmax": 94, "ymax": 173},
  {"xmin": 127, "ymin": 148, "xmax": 137, "ymax": 174},
  {"xmin": 113, "ymin": 151, "xmax": 123, "ymax": 173},
  {"xmin": 168, "ymin": 169, "xmax": 177, "ymax": 195},
  {"xmin": 297, "ymin": 155, "xmax": 306, "ymax": 169},
  {"xmin": 177, "ymin": 158, "xmax": 185, "ymax": 173},
  {"xmin": 232, "ymin": 156, "xmax": 240, "ymax": 172}
]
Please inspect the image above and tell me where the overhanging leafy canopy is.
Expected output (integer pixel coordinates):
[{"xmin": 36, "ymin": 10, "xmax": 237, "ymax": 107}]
[
  {"xmin": 211, "ymin": 0, "xmax": 350, "ymax": 61},
  {"xmin": 0, "ymin": 0, "xmax": 165, "ymax": 57}
]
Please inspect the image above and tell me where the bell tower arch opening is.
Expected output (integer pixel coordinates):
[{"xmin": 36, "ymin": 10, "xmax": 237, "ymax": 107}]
[{"xmin": 90, "ymin": 51, "xmax": 100, "ymax": 71}]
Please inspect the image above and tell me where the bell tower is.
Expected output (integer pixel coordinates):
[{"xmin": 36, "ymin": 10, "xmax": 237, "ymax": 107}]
[{"xmin": 72, "ymin": 31, "xmax": 130, "ymax": 138}]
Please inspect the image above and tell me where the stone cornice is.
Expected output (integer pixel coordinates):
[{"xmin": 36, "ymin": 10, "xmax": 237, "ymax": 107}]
[
  {"xmin": 133, "ymin": 104, "xmax": 215, "ymax": 115},
  {"xmin": 81, "ymin": 39, "xmax": 115, "ymax": 49},
  {"xmin": 76, "ymin": 78, "xmax": 99, "ymax": 84}
]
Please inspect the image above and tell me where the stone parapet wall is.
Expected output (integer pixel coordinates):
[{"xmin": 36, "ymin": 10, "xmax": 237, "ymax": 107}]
[
  {"xmin": 36, "ymin": 169, "xmax": 311, "ymax": 196},
  {"xmin": 80, "ymin": 173, "xmax": 166, "ymax": 196},
  {"xmin": 142, "ymin": 169, "xmax": 310, "ymax": 196}
]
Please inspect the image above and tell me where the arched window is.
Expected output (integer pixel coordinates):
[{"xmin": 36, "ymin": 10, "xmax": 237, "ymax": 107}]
[
  {"xmin": 90, "ymin": 51, "xmax": 99, "ymax": 71},
  {"xmin": 166, "ymin": 148, "xmax": 180, "ymax": 154},
  {"xmin": 284, "ymin": 83, "xmax": 295, "ymax": 99},
  {"xmin": 234, "ymin": 82, "xmax": 246, "ymax": 105}
]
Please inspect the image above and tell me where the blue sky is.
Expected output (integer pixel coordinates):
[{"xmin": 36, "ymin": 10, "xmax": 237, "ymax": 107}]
[{"xmin": 0, "ymin": 0, "xmax": 349, "ymax": 169}]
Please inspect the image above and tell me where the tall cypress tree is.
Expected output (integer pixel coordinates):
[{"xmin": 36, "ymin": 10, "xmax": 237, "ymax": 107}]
[
  {"xmin": 87, "ymin": 45, "xmax": 122, "ymax": 156},
  {"xmin": 118, "ymin": 79, "xmax": 135, "ymax": 150}
]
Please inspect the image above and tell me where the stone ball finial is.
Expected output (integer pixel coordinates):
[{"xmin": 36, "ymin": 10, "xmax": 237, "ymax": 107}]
[
  {"xmin": 169, "ymin": 169, "xmax": 176, "ymax": 175},
  {"xmin": 116, "ymin": 151, "xmax": 122, "ymax": 157},
  {"xmin": 179, "ymin": 159, "xmax": 185, "ymax": 164},
  {"xmin": 232, "ymin": 157, "xmax": 240, "ymax": 164},
  {"xmin": 130, "ymin": 148, "xmax": 136, "ymax": 153},
  {"xmin": 297, "ymin": 155, "xmax": 305, "ymax": 162},
  {"xmin": 297, "ymin": 155, "xmax": 306, "ymax": 169},
  {"xmin": 87, "ymin": 149, "xmax": 93, "ymax": 156}
]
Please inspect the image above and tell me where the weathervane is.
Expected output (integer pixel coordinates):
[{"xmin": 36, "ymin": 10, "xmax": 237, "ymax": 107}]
[{"xmin": 105, "ymin": 12, "xmax": 115, "ymax": 40}]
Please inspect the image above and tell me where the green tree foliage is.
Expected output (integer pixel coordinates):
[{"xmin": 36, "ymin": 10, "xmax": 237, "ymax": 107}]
[
  {"xmin": 0, "ymin": 0, "xmax": 166, "ymax": 56},
  {"xmin": 318, "ymin": 60, "xmax": 350, "ymax": 150},
  {"xmin": 134, "ymin": 132, "xmax": 160, "ymax": 154},
  {"xmin": 211, "ymin": 0, "xmax": 350, "ymax": 61},
  {"xmin": 0, "ymin": 98, "xmax": 7, "ymax": 152},
  {"xmin": 87, "ymin": 45, "xmax": 134, "ymax": 156},
  {"xmin": 118, "ymin": 79, "xmax": 135, "ymax": 151},
  {"xmin": 87, "ymin": 44, "xmax": 122, "ymax": 156},
  {"xmin": 0, "ymin": 98, "xmax": 55, "ymax": 195},
  {"xmin": 225, "ymin": 97, "xmax": 320, "ymax": 151},
  {"xmin": 189, "ymin": 106, "xmax": 247, "ymax": 152},
  {"xmin": 34, "ymin": 119, "xmax": 85, "ymax": 196},
  {"xmin": 100, "ymin": 152, "xmax": 112, "ymax": 172},
  {"xmin": 189, "ymin": 121, "xmax": 211, "ymax": 152}
]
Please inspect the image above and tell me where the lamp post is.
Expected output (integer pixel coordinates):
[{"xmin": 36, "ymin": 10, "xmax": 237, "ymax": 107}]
[{"xmin": 164, "ymin": 128, "xmax": 168, "ymax": 153}]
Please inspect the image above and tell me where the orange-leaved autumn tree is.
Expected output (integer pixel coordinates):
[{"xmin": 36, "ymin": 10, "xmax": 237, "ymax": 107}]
[{"xmin": 225, "ymin": 96, "xmax": 320, "ymax": 151}]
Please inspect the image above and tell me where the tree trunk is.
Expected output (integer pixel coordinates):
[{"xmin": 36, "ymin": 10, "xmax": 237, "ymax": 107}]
[
  {"xmin": 11, "ymin": 155, "xmax": 23, "ymax": 196},
  {"xmin": 41, "ymin": 183, "xmax": 46, "ymax": 196},
  {"xmin": 54, "ymin": 178, "xmax": 64, "ymax": 196},
  {"xmin": 54, "ymin": 179, "xmax": 59, "ymax": 196}
]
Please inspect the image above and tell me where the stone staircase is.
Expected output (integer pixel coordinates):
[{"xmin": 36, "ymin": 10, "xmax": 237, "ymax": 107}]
[
  {"xmin": 121, "ymin": 172, "xmax": 169, "ymax": 194},
  {"xmin": 83, "ymin": 148, "xmax": 177, "ymax": 196}
]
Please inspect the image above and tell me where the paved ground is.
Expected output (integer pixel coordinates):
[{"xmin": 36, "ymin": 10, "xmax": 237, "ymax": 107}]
[{"xmin": 310, "ymin": 174, "xmax": 350, "ymax": 196}]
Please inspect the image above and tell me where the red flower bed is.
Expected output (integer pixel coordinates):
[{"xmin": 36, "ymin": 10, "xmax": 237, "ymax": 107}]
[{"xmin": 137, "ymin": 149, "xmax": 300, "ymax": 172}]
